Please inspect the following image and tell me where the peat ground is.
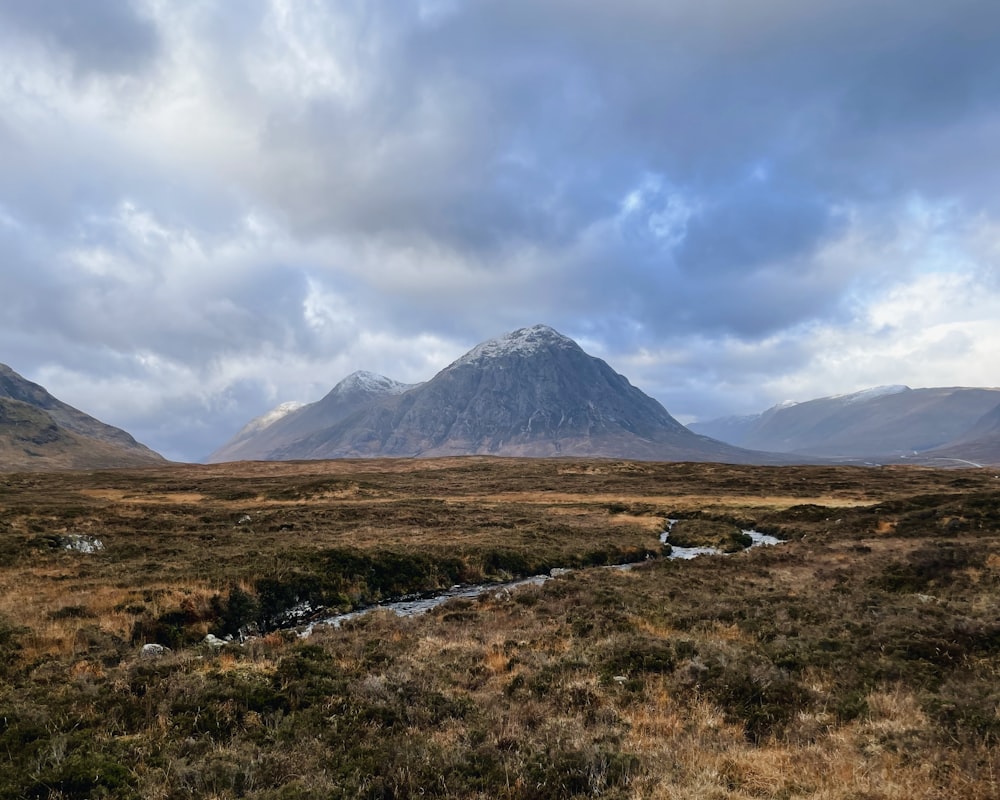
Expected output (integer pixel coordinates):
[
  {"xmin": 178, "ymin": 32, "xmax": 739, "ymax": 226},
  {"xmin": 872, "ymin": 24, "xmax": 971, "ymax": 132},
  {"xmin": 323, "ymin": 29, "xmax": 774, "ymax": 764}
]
[{"xmin": 0, "ymin": 457, "xmax": 998, "ymax": 798}]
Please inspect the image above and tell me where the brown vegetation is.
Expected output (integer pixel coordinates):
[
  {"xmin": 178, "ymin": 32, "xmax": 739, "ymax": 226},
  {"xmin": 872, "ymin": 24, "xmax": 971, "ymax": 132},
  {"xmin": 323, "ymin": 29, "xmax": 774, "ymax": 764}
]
[{"xmin": 1, "ymin": 457, "xmax": 998, "ymax": 798}]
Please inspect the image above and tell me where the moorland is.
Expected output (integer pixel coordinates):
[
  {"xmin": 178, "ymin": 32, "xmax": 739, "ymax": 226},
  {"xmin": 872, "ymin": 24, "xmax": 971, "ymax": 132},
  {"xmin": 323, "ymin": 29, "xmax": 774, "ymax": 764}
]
[{"xmin": 1, "ymin": 457, "xmax": 999, "ymax": 798}]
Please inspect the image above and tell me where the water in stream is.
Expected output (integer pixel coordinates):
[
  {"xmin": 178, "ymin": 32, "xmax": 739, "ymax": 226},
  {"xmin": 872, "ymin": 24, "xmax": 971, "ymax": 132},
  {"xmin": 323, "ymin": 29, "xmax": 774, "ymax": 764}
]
[
  {"xmin": 660, "ymin": 518, "xmax": 782, "ymax": 559},
  {"xmin": 297, "ymin": 523, "xmax": 783, "ymax": 637}
]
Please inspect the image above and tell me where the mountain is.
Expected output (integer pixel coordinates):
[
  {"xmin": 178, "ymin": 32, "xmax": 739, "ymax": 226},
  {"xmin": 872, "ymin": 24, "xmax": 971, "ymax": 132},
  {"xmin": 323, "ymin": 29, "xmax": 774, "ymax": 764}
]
[
  {"xmin": 922, "ymin": 401, "xmax": 1000, "ymax": 466},
  {"xmin": 0, "ymin": 363, "xmax": 166, "ymax": 471},
  {"xmin": 206, "ymin": 371, "xmax": 416, "ymax": 462},
  {"xmin": 205, "ymin": 401, "xmax": 305, "ymax": 463},
  {"xmin": 690, "ymin": 385, "xmax": 1000, "ymax": 461},
  {"xmin": 213, "ymin": 325, "xmax": 785, "ymax": 464}
]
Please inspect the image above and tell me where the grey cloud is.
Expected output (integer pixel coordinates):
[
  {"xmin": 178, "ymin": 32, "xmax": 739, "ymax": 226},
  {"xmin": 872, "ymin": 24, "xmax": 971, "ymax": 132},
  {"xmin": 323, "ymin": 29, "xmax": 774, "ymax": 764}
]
[
  {"xmin": 241, "ymin": 0, "xmax": 1000, "ymax": 289},
  {"xmin": 3, "ymin": 0, "xmax": 1000, "ymax": 460},
  {"xmin": 0, "ymin": 0, "xmax": 160, "ymax": 76},
  {"xmin": 2, "ymin": 214, "xmax": 311, "ymax": 372},
  {"xmin": 674, "ymin": 183, "xmax": 841, "ymax": 276},
  {"xmin": 255, "ymin": 72, "xmax": 627, "ymax": 254},
  {"xmin": 135, "ymin": 379, "xmax": 275, "ymax": 463}
]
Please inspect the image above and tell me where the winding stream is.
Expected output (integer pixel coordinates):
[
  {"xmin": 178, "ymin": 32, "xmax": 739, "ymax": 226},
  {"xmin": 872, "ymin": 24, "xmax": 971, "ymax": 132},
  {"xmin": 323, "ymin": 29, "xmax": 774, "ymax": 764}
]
[
  {"xmin": 298, "ymin": 575, "xmax": 550, "ymax": 636},
  {"xmin": 297, "ymin": 522, "xmax": 784, "ymax": 637}
]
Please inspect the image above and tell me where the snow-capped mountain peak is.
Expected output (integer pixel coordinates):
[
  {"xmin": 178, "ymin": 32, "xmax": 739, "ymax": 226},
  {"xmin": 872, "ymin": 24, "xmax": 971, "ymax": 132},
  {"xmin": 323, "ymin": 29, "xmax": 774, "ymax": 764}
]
[
  {"xmin": 208, "ymin": 325, "xmax": 785, "ymax": 464},
  {"xmin": 329, "ymin": 371, "xmax": 413, "ymax": 397},
  {"xmin": 454, "ymin": 325, "xmax": 577, "ymax": 367}
]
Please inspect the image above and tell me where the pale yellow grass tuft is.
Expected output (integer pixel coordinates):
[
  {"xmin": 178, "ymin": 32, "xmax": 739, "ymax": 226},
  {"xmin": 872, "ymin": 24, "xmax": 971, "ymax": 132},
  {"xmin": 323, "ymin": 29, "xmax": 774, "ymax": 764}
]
[
  {"xmin": 608, "ymin": 513, "xmax": 667, "ymax": 532},
  {"xmin": 864, "ymin": 685, "xmax": 928, "ymax": 733},
  {"xmin": 483, "ymin": 642, "xmax": 510, "ymax": 675},
  {"xmin": 630, "ymin": 615, "xmax": 681, "ymax": 640}
]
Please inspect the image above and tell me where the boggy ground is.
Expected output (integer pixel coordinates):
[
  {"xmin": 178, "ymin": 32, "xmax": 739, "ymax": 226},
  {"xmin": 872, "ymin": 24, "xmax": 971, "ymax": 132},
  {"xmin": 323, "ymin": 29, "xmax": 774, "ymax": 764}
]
[{"xmin": 0, "ymin": 457, "xmax": 998, "ymax": 798}]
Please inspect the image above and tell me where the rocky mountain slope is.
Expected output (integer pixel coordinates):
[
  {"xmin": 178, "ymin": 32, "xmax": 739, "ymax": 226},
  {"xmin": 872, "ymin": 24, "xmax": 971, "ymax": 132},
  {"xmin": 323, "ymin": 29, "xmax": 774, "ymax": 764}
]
[
  {"xmin": 207, "ymin": 371, "xmax": 416, "ymax": 462},
  {"xmin": 0, "ymin": 363, "xmax": 165, "ymax": 471},
  {"xmin": 211, "ymin": 325, "xmax": 782, "ymax": 464},
  {"xmin": 690, "ymin": 385, "xmax": 1000, "ymax": 462}
]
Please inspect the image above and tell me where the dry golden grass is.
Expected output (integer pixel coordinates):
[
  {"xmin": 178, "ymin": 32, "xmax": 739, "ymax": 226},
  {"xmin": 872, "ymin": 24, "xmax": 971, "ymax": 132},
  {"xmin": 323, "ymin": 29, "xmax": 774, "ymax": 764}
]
[
  {"xmin": 1, "ymin": 457, "xmax": 999, "ymax": 798},
  {"xmin": 614, "ymin": 676, "xmax": 978, "ymax": 800}
]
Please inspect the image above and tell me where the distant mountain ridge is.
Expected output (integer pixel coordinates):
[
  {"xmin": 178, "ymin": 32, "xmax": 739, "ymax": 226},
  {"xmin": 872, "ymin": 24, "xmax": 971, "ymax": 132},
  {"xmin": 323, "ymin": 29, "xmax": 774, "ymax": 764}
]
[
  {"xmin": 210, "ymin": 325, "xmax": 786, "ymax": 464},
  {"xmin": 0, "ymin": 363, "xmax": 165, "ymax": 471},
  {"xmin": 691, "ymin": 385, "xmax": 1000, "ymax": 464},
  {"xmin": 207, "ymin": 370, "xmax": 418, "ymax": 463}
]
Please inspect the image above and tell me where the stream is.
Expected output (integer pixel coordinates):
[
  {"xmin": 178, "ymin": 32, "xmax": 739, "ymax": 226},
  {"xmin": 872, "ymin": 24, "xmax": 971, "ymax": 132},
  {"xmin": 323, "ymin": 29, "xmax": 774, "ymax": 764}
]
[
  {"xmin": 297, "ymin": 575, "xmax": 550, "ymax": 637},
  {"xmin": 659, "ymin": 518, "xmax": 783, "ymax": 559},
  {"xmin": 296, "ymin": 522, "xmax": 784, "ymax": 637}
]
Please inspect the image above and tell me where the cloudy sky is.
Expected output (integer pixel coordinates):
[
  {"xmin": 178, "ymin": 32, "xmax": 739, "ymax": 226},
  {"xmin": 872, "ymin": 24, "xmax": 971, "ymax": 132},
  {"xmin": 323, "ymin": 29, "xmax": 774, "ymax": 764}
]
[{"xmin": 2, "ymin": 0, "xmax": 1000, "ymax": 461}]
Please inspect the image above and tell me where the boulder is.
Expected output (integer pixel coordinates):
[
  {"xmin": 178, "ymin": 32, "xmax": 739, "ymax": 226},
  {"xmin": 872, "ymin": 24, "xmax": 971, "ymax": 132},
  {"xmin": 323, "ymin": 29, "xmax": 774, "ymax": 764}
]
[{"xmin": 140, "ymin": 643, "xmax": 171, "ymax": 659}]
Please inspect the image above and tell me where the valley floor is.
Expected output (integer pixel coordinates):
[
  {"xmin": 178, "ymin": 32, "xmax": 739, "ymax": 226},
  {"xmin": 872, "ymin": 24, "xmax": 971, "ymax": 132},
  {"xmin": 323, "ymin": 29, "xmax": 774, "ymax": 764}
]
[{"xmin": 0, "ymin": 458, "xmax": 998, "ymax": 798}]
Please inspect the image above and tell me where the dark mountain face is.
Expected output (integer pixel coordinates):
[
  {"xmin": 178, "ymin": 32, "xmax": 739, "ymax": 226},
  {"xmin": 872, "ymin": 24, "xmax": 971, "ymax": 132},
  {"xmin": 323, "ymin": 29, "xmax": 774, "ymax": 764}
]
[
  {"xmin": 954, "ymin": 401, "xmax": 1000, "ymax": 440},
  {"xmin": 691, "ymin": 385, "xmax": 1000, "ymax": 462},
  {"xmin": 0, "ymin": 363, "xmax": 165, "ymax": 471},
  {"xmin": 923, "ymin": 401, "xmax": 1000, "ymax": 466},
  {"xmin": 365, "ymin": 325, "xmax": 690, "ymax": 456},
  {"xmin": 221, "ymin": 325, "xmax": 785, "ymax": 464}
]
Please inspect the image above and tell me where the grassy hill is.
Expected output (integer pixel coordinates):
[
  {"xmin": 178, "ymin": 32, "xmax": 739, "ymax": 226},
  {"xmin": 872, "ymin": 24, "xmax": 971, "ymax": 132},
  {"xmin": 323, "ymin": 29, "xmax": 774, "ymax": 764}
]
[
  {"xmin": 0, "ymin": 397, "xmax": 165, "ymax": 471},
  {"xmin": 0, "ymin": 362, "xmax": 165, "ymax": 471}
]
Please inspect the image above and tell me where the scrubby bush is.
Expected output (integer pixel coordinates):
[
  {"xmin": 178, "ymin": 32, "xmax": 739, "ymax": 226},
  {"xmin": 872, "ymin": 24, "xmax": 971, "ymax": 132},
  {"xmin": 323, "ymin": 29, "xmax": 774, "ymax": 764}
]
[{"xmin": 875, "ymin": 542, "xmax": 987, "ymax": 593}]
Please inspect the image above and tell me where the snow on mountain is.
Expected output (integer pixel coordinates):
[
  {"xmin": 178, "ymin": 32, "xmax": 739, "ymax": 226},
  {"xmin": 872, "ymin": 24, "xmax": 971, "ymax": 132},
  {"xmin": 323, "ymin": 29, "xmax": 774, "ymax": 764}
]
[
  {"xmin": 207, "ymin": 370, "xmax": 416, "ymax": 463},
  {"xmin": 236, "ymin": 324, "xmax": 791, "ymax": 464},
  {"xmin": 454, "ymin": 325, "xmax": 577, "ymax": 367},
  {"xmin": 832, "ymin": 385, "xmax": 911, "ymax": 404},
  {"xmin": 328, "ymin": 371, "xmax": 414, "ymax": 397},
  {"xmin": 234, "ymin": 401, "xmax": 306, "ymax": 438}
]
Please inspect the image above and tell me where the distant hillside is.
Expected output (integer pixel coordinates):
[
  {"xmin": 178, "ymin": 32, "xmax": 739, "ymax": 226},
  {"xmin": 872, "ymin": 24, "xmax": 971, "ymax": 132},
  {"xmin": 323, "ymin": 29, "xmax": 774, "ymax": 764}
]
[
  {"xmin": 922, "ymin": 401, "xmax": 1000, "ymax": 466},
  {"xmin": 213, "ymin": 325, "xmax": 791, "ymax": 465},
  {"xmin": 0, "ymin": 363, "xmax": 165, "ymax": 471},
  {"xmin": 207, "ymin": 371, "xmax": 416, "ymax": 463},
  {"xmin": 690, "ymin": 386, "xmax": 1000, "ymax": 462}
]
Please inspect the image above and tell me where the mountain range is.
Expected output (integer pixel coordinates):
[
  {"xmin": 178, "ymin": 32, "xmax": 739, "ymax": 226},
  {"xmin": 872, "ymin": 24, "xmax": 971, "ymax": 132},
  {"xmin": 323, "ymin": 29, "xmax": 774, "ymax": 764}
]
[
  {"xmin": 5, "ymin": 325, "xmax": 1000, "ymax": 471},
  {"xmin": 208, "ymin": 325, "xmax": 780, "ymax": 464},
  {"xmin": 689, "ymin": 385, "xmax": 1000, "ymax": 465},
  {"xmin": 0, "ymin": 363, "xmax": 165, "ymax": 471}
]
